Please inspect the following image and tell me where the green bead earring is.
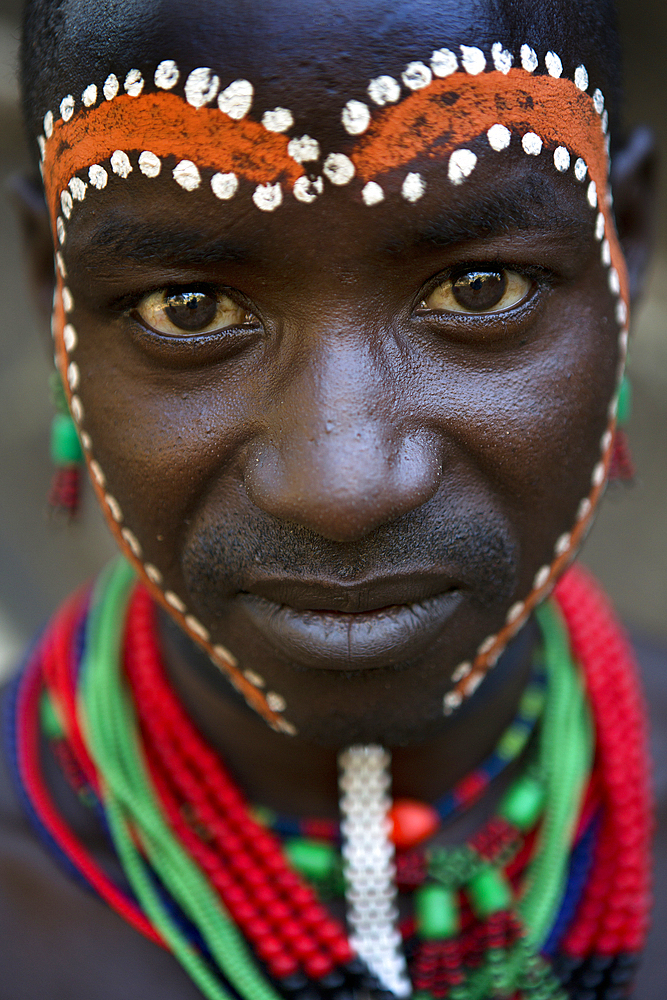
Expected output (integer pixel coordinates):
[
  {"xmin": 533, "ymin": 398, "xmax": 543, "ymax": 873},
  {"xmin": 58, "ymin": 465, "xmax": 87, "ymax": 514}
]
[{"xmin": 48, "ymin": 370, "xmax": 84, "ymax": 517}]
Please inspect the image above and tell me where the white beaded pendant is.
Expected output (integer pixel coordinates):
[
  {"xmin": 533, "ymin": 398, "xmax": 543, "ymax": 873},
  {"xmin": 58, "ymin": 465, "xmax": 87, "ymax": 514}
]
[{"xmin": 338, "ymin": 745, "xmax": 411, "ymax": 997}]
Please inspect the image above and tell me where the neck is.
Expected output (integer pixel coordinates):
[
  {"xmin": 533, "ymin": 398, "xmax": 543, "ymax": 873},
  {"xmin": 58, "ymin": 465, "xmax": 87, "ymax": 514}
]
[{"xmin": 159, "ymin": 609, "xmax": 539, "ymax": 818}]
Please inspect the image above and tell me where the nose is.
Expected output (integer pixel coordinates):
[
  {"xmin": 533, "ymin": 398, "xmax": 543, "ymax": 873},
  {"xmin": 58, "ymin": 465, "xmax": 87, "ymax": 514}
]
[{"xmin": 242, "ymin": 338, "xmax": 443, "ymax": 542}]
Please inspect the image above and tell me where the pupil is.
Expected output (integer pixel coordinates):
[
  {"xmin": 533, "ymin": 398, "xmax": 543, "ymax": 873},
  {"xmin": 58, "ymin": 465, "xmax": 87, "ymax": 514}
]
[
  {"xmin": 452, "ymin": 270, "xmax": 507, "ymax": 311},
  {"xmin": 165, "ymin": 291, "xmax": 218, "ymax": 331}
]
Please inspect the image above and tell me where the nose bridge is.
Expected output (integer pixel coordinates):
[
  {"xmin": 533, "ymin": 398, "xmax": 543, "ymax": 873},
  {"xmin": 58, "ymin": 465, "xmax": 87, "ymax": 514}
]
[{"xmin": 243, "ymin": 329, "xmax": 443, "ymax": 541}]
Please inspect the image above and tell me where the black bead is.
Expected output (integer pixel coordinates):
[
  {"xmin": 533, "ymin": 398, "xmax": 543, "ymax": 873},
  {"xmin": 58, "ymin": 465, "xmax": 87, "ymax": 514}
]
[
  {"xmin": 570, "ymin": 990, "xmax": 597, "ymax": 1000},
  {"xmin": 291, "ymin": 988, "xmax": 321, "ymax": 1000},
  {"xmin": 580, "ymin": 969, "xmax": 604, "ymax": 989},
  {"xmin": 330, "ymin": 991, "xmax": 355, "ymax": 1000},
  {"xmin": 603, "ymin": 988, "xmax": 632, "ymax": 1000},
  {"xmin": 614, "ymin": 953, "xmax": 640, "ymax": 970},
  {"xmin": 609, "ymin": 965, "xmax": 635, "ymax": 985},
  {"xmin": 278, "ymin": 974, "xmax": 310, "ymax": 994},
  {"xmin": 586, "ymin": 955, "xmax": 615, "ymax": 974},
  {"xmin": 343, "ymin": 959, "xmax": 369, "ymax": 979},
  {"xmin": 319, "ymin": 971, "xmax": 346, "ymax": 991},
  {"xmin": 553, "ymin": 954, "xmax": 584, "ymax": 984}
]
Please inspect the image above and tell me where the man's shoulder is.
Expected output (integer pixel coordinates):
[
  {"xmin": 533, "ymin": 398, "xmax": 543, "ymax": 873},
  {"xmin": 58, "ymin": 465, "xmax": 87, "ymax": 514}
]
[{"xmin": 0, "ymin": 680, "xmax": 203, "ymax": 1000}]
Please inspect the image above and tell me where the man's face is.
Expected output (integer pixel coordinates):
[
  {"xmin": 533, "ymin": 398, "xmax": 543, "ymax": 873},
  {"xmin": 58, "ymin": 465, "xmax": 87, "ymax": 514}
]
[{"xmin": 39, "ymin": 0, "xmax": 627, "ymax": 743}]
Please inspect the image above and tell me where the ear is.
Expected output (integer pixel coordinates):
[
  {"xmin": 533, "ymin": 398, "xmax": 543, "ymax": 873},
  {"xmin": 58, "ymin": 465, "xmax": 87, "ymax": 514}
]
[
  {"xmin": 7, "ymin": 172, "xmax": 55, "ymax": 343},
  {"xmin": 611, "ymin": 125, "xmax": 659, "ymax": 305}
]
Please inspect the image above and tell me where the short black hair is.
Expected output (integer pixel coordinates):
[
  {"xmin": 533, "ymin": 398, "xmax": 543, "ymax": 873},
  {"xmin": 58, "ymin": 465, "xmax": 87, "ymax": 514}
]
[{"xmin": 19, "ymin": 0, "xmax": 623, "ymax": 159}]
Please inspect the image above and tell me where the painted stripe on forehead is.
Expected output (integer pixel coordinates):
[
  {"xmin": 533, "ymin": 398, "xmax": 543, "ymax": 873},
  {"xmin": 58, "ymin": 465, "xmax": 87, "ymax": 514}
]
[
  {"xmin": 353, "ymin": 68, "xmax": 607, "ymax": 185},
  {"xmin": 42, "ymin": 90, "xmax": 302, "ymax": 217}
]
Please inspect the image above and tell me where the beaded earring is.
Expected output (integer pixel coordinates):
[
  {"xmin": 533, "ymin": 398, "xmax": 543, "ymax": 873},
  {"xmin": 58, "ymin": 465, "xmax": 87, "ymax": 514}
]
[
  {"xmin": 609, "ymin": 374, "xmax": 635, "ymax": 482},
  {"xmin": 47, "ymin": 370, "xmax": 84, "ymax": 517}
]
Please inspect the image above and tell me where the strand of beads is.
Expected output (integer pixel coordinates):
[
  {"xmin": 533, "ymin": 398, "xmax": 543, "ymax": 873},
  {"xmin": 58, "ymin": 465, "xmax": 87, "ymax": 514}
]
[{"xmin": 339, "ymin": 746, "xmax": 411, "ymax": 997}]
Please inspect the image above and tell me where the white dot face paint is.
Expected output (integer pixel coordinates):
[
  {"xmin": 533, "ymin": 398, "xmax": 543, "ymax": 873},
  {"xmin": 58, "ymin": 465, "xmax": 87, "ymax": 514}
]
[
  {"xmin": 37, "ymin": 135, "xmax": 46, "ymax": 160},
  {"xmin": 601, "ymin": 109, "xmax": 609, "ymax": 135},
  {"xmin": 139, "ymin": 151, "xmax": 162, "ymax": 178},
  {"xmin": 253, "ymin": 183, "xmax": 282, "ymax": 211},
  {"xmin": 293, "ymin": 176, "xmax": 324, "ymax": 203},
  {"xmin": 261, "ymin": 107, "xmax": 294, "ymax": 133},
  {"xmin": 487, "ymin": 123, "xmax": 511, "ymax": 151},
  {"xmin": 266, "ymin": 691, "xmax": 287, "ymax": 713},
  {"xmin": 79, "ymin": 431, "xmax": 92, "ymax": 451},
  {"xmin": 448, "ymin": 148, "xmax": 477, "ymax": 184},
  {"xmin": 553, "ymin": 146, "xmax": 571, "ymax": 172},
  {"xmin": 185, "ymin": 67, "xmax": 220, "ymax": 108},
  {"xmin": 616, "ymin": 300, "xmax": 628, "ymax": 326},
  {"xmin": 165, "ymin": 591, "xmax": 187, "ymax": 613},
  {"xmin": 70, "ymin": 395, "xmax": 84, "ymax": 423},
  {"xmin": 574, "ymin": 158, "xmax": 588, "ymax": 182},
  {"xmin": 144, "ymin": 564, "xmax": 163, "ymax": 586},
  {"xmin": 62, "ymin": 288, "xmax": 74, "ymax": 314},
  {"xmin": 491, "ymin": 42, "xmax": 513, "ymax": 74},
  {"xmin": 595, "ymin": 213, "xmax": 605, "ymax": 241},
  {"xmin": 443, "ymin": 690, "xmax": 462, "ymax": 715},
  {"xmin": 121, "ymin": 527, "xmax": 142, "ymax": 558},
  {"xmin": 555, "ymin": 532, "xmax": 571, "ymax": 556},
  {"xmin": 217, "ymin": 79, "xmax": 253, "ymax": 120},
  {"xmin": 477, "ymin": 634, "xmax": 496, "ymax": 656},
  {"xmin": 185, "ymin": 615, "xmax": 210, "ymax": 642},
  {"xmin": 211, "ymin": 172, "xmax": 239, "ymax": 200},
  {"xmin": 430, "ymin": 47, "xmax": 458, "ymax": 77},
  {"xmin": 155, "ymin": 60, "xmax": 180, "ymax": 90},
  {"xmin": 401, "ymin": 172, "xmax": 426, "ymax": 202},
  {"xmin": 287, "ymin": 135, "xmax": 320, "ymax": 164},
  {"xmin": 103, "ymin": 74, "xmax": 119, "ymax": 101},
  {"xmin": 243, "ymin": 669, "xmax": 265, "ymax": 688},
  {"xmin": 601, "ymin": 239, "xmax": 611, "ymax": 266},
  {"xmin": 341, "ymin": 100, "xmax": 370, "ymax": 135},
  {"xmin": 323, "ymin": 153, "xmax": 355, "ymax": 186},
  {"xmin": 69, "ymin": 176, "xmax": 87, "ymax": 201},
  {"xmin": 577, "ymin": 497, "xmax": 592, "ymax": 521},
  {"xmin": 56, "ymin": 252, "xmax": 67, "ymax": 279},
  {"xmin": 56, "ymin": 217, "xmax": 66, "ymax": 245},
  {"xmin": 60, "ymin": 190, "xmax": 73, "ymax": 219},
  {"xmin": 608, "ymin": 267, "xmax": 620, "ymax": 295},
  {"xmin": 520, "ymin": 44, "xmax": 538, "ymax": 73},
  {"xmin": 82, "ymin": 83, "xmax": 97, "ymax": 107},
  {"xmin": 110, "ymin": 150, "xmax": 132, "ymax": 178},
  {"xmin": 173, "ymin": 159, "xmax": 201, "ymax": 191},
  {"xmin": 574, "ymin": 65, "xmax": 589, "ymax": 91},
  {"xmin": 451, "ymin": 662, "xmax": 471, "ymax": 682},
  {"xmin": 63, "ymin": 323, "xmax": 77, "ymax": 351},
  {"xmin": 522, "ymin": 132, "xmax": 543, "ymax": 156},
  {"xmin": 593, "ymin": 88, "xmax": 605, "ymax": 114},
  {"xmin": 401, "ymin": 61, "xmax": 432, "ymax": 90},
  {"xmin": 460, "ymin": 45, "xmax": 486, "ymax": 75},
  {"xmin": 43, "ymin": 110, "xmax": 54, "ymax": 138},
  {"xmin": 88, "ymin": 164, "xmax": 108, "ymax": 189},
  {"xmin": 361, "ymin": 181, "xmax": 384, "ymax": 206},
  {"xmin": 506, "ymin": 601, "xmax": 525, "ymax": 624},
  {"xmin": 545, "ymin": 51, "xmax": 563, "ymax": 78},
  {"xmin": 124, "ymin": 69, "xmax": 144, "ymax": 97},
  {"xmin": 89, "ymin": 459, "xmax": 106, "ymax": 487},
  {"xmin": 533, "ymin": 564, "xmax": 551, "ymax": 590},
  {"xmin": 587, "ymin": 180, "xmax": 598, "ymax": 208},
  {"xmin": 60, "ymin": 95, "xmax": 75, "ymax": 122},
  {"xmin": 592, "ymin": 462, "xmax": 606, "ymax": 487},
  {"xmin": 367, "ymin": 75, "xmax": 401, "ymax": 105}
]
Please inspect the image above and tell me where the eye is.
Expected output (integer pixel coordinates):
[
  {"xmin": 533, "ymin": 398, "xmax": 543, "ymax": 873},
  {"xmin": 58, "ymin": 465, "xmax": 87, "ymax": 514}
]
[
  {"xmin": 421, "ymin": 269, "xmax": 532, "ymax": 315},
  {"xmin": 134, "ymin": 288, "xmax": 258, "ymax": 336}
]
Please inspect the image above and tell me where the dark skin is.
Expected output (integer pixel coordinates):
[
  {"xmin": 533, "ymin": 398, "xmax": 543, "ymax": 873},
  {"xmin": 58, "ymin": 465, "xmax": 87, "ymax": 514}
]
[{"xmin": 1, "ymin": 0, "xmax": 658, "ymax": 994}]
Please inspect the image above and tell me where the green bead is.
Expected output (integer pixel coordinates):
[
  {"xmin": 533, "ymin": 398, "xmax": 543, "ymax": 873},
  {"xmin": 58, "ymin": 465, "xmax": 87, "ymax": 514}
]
[
  {"xmin": 40, "ymin": 690, "xmax": 64, "ymax": 739},
  {"xmin": 499, "ymin": 775, "xmax": 545, "ymax": 831},
  {"xmin": 284, "ymin": 838, "xmax": 337, "ymax": 881},
  {"xmin": 50, "ymin": 413, "xmax": 83, "ymax": 465},
  {"xmin": 415, "ymin": 884, "xmax": 460, "ymax": 939},
  {"xmin": 617, "ymin": 375, "xmax": 632, "ymax": 426},
  {"xmin": 496, "ymin": 723, "xmax": 530, "ymax": 761},
  {"xmin": 466, "ymin": 867, "xmax": 512, "ymax": 917}
]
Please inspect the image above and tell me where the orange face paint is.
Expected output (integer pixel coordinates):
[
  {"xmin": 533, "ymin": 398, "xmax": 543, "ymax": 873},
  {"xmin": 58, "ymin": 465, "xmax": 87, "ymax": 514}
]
[{"xmin": 42, "ymin": 56, "xmax": 631, "ymax": 727}]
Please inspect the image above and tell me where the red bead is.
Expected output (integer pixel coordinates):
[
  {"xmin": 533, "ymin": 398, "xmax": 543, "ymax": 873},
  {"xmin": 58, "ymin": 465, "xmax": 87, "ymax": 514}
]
[
  {"xmin": 268, "ymin": 953, "xmax": 299, "ymax": 978},
  {"xmin": 389, "ymin": 798, "xmax": 440, "ymax": 848},
  {"xmin": 292, "ymin": 934, "xmax": 318, "ymax": 959},
  {"xmin": 304, "ymin": 952, "xmax": 335, "ymax": 980},
  {"xmin": 328, "ymin": 938, "xmax": 354, "ymax": 963}
]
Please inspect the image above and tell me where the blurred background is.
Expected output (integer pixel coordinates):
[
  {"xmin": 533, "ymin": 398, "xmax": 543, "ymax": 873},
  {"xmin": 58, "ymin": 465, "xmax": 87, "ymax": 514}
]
[{"xmin": 0, "ymin": 0, "xmax": 664, "ymax": 991}]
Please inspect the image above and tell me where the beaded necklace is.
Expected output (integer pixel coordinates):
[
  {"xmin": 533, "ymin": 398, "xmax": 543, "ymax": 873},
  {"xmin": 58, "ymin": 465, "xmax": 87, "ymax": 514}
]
[{"xmin": 4, "ymin": 559, "xmax": 652, "ymax": 1000}]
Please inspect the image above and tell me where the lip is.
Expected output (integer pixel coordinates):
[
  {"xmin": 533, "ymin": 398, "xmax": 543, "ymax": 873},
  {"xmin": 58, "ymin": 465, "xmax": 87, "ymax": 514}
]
[{"xmin": 235, "ymin": 589, "xmax": 464, "ymax": 669}]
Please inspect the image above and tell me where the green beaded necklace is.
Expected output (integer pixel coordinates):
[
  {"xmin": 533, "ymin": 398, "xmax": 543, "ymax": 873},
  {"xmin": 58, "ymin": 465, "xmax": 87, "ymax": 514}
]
[{"xmin": 77, "ymin": 559, "xmax": 592, "ymax": 1000}]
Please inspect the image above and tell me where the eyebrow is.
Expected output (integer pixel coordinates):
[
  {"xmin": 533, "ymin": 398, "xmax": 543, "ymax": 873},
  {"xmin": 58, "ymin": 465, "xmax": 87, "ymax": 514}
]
[
  {"xmin": 72, "ymin": 216, "xmax": 256, "ymax": 270},
  {"xmin": 395, "ymin": 173, "xmax": 593, "ymax": 253}
]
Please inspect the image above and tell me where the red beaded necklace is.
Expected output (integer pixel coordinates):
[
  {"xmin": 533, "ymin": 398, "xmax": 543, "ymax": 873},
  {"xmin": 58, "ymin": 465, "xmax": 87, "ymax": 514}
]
[{"xmin": 8, "ymin": 563, "xmax": 652, "ymax": 1000}]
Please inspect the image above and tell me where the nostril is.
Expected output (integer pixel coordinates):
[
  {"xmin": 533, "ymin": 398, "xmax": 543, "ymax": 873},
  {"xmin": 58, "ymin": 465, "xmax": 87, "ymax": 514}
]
[{"xmin": 243, "ymin": 429, "xmax": 444, "ymax": 542}]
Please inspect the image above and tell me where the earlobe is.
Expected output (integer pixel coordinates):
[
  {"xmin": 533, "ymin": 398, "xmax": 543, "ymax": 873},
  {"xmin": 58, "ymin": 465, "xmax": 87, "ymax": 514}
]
[
  {"xmin": 611, "ymin": 125, "xmax": 658, "ymax": 304},
  {"xmin": 7, "ymin": 172, "xmax": 55, "ymax": 338}
]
